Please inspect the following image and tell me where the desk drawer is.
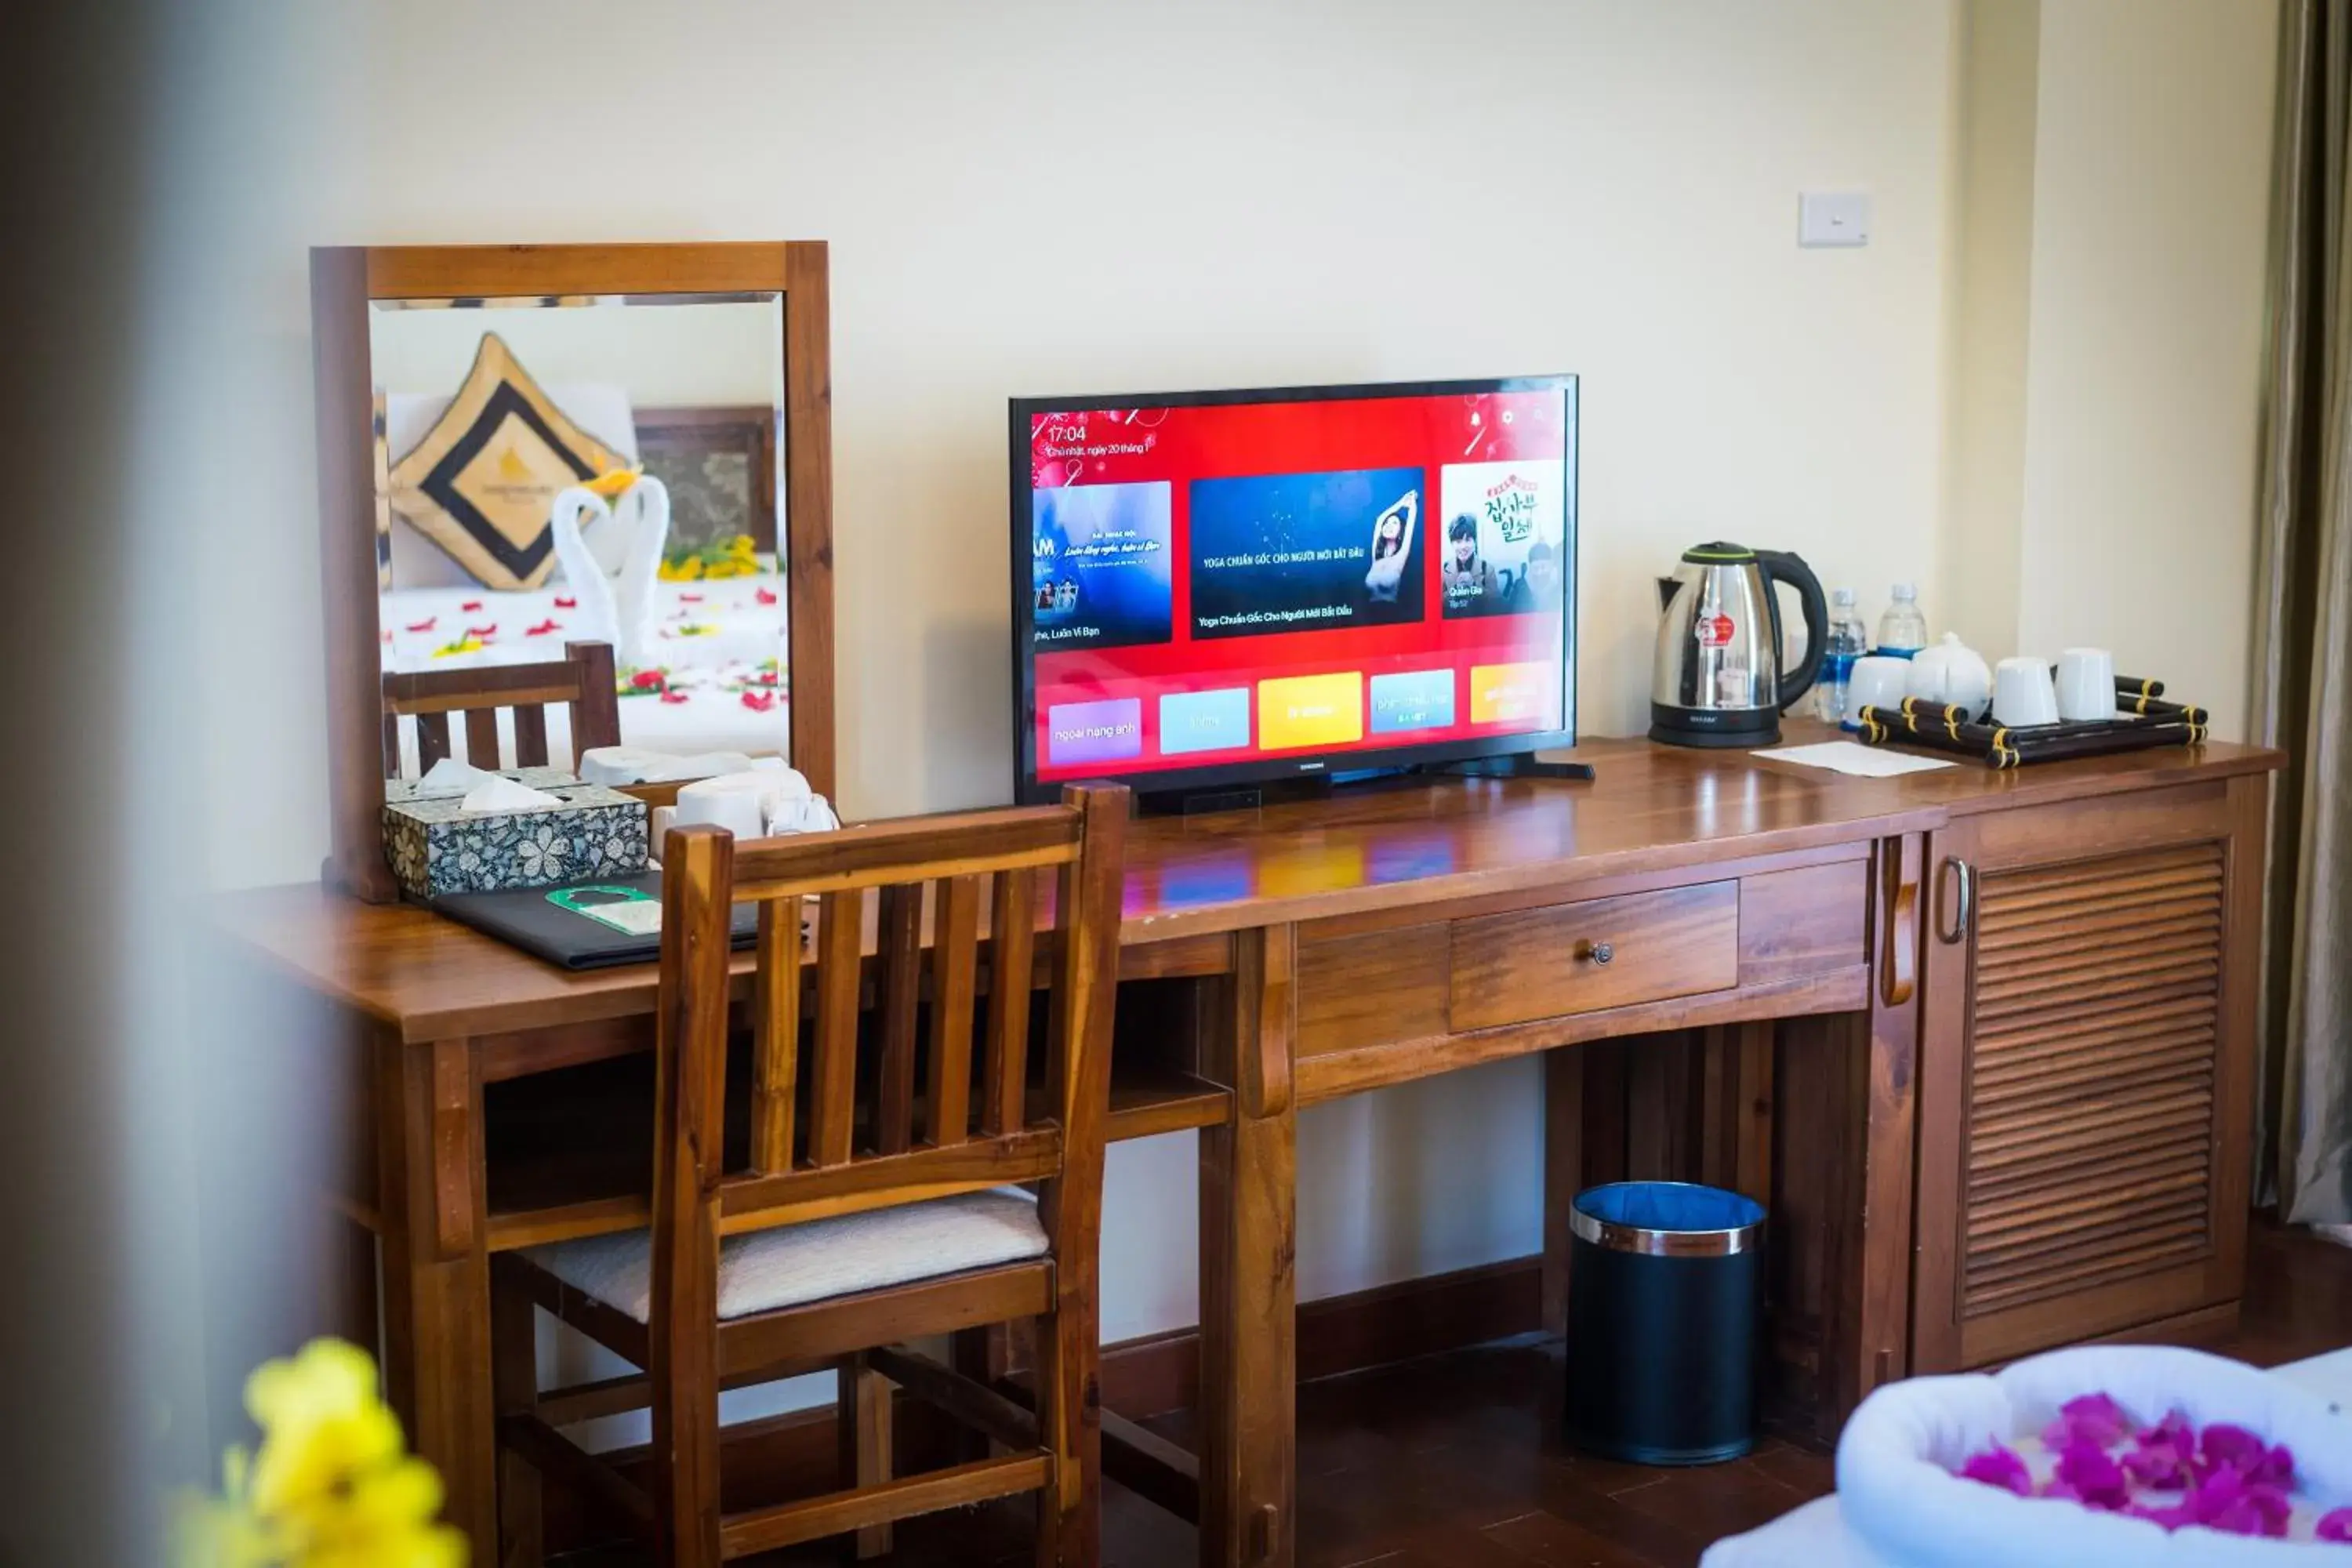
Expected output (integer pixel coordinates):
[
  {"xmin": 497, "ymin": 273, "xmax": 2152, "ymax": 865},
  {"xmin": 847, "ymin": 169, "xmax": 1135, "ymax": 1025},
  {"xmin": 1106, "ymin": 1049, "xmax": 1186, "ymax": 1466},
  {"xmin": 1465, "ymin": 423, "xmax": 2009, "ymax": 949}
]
[{"xmin": 1449, "ymin": 881, "xmax": 1740, "ymax": 1032}]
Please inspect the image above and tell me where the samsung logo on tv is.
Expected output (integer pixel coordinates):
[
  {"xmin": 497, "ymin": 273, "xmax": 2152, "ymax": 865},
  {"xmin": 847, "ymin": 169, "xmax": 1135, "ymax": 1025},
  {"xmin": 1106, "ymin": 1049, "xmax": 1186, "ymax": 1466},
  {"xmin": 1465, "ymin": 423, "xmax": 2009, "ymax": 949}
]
[{"xmin": 1298, "ymin": 761, "xmax": 1326, "ymax": 771}]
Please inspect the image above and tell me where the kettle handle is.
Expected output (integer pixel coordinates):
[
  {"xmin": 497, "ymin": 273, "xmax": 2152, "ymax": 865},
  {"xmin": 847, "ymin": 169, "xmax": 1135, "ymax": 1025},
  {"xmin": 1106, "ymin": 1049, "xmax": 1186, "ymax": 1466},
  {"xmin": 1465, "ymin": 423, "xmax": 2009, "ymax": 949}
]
[{"xmin": 1757, "ymin": 550, "xmax": 1828, "ymax": 713}]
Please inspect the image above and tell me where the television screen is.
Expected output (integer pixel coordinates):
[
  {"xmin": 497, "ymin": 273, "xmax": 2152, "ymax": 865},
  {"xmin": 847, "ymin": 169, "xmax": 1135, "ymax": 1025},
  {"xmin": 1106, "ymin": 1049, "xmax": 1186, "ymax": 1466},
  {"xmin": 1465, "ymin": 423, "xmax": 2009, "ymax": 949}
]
[{"xmin": 1011, "ymin": 376, "xmax": 1577, "ymax": 801}]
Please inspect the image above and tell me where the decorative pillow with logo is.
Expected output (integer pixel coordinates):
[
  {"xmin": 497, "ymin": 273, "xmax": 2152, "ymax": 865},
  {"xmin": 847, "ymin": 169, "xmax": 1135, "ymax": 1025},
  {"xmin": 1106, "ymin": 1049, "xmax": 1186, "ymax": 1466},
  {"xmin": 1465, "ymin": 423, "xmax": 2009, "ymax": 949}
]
[{"xmin": 384, "ymin": 332, "xmax": 628, "ymax": 591}]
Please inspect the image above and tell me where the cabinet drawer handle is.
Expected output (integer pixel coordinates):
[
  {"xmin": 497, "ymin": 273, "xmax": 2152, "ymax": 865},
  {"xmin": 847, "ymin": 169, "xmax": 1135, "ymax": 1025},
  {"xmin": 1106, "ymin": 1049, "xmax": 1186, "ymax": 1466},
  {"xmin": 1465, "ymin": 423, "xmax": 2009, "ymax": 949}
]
[
  {"xmin": 1579, "ymin": 940, "xmax": 1615, "ymax": 966},
  {"xmin": 1936, "ymin": 857, "xmax": 1976, "ymax": 945}
]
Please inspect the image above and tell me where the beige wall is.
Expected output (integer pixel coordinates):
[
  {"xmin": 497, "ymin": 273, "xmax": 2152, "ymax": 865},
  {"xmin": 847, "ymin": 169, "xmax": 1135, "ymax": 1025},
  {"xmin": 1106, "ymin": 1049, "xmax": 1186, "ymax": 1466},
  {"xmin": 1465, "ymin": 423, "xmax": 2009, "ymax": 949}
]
[
  {"xmin": 2011, "ymin": 0, "xmax": 2278, "ymax": 740},
  {"xmin": 1940, "ymin": 0, "xmax": 2042, "ymax": 662}
]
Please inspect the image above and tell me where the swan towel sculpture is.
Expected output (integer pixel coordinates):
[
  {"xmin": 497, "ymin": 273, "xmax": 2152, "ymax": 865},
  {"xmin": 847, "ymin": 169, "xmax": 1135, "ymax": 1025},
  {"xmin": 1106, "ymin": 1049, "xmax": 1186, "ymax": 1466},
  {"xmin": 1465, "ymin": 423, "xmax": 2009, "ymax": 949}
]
[{"xmin": 548, "ymin": 467, "xmax": 670, "ymax": 670}]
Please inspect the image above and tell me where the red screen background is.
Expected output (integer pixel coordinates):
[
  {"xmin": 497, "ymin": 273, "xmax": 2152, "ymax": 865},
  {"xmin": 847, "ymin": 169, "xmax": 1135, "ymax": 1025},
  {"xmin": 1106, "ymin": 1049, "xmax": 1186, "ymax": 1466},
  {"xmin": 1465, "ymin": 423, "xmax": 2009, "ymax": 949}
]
[{"xmin": 1025, "ymin": 387, "xmax": 1572, "ymax": 783}]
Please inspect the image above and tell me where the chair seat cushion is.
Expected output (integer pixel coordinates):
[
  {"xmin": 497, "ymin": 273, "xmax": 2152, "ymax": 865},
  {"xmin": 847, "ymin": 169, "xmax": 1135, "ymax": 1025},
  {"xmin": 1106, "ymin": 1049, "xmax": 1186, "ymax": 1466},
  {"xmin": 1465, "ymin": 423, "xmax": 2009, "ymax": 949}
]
[{"xmin": 522, "ymin": 1188, "xmax": 1047, "ymax": 1324}]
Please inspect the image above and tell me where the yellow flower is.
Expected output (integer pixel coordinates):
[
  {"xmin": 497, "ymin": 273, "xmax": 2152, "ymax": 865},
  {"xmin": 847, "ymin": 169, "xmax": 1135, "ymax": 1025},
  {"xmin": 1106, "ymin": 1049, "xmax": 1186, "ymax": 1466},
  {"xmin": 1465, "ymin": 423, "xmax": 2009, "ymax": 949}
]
[
  {"xmin": 172, "ymin": 1340, "xmax": 467, "ymax": 1568},
  {"xmin": 245, "ymin": 1341, "xmax": 402, "ymax": 1519},
  {"xmin": 288, "ymin": 1456, "xmax": 465, "ymax": 1568}
]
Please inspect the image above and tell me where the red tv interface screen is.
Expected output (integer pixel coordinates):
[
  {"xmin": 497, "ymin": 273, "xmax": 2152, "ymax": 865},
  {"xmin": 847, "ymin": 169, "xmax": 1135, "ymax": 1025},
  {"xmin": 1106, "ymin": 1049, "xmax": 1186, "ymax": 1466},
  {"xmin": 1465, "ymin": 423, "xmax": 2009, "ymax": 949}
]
[{"xmin": 1013, "ymin": 378, "xmax": 1577, "ymax": 798}]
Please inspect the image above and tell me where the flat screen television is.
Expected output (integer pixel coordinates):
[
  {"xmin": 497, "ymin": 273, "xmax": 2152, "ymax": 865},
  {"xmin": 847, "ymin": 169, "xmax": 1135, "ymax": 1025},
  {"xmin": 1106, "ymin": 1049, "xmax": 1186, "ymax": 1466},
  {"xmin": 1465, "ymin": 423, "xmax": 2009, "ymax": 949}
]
[{"xmin": 1011, "ymin": 376, "xmax": 1577, "ymax": 803}]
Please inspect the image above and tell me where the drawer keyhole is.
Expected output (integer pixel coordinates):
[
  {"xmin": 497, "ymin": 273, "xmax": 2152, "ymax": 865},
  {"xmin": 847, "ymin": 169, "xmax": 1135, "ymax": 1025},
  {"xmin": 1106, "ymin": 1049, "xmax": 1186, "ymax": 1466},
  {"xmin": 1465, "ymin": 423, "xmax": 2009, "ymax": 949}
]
[{"xmin": 1581, "ymin": 940, "xmax": 1615, "ymax": 967}]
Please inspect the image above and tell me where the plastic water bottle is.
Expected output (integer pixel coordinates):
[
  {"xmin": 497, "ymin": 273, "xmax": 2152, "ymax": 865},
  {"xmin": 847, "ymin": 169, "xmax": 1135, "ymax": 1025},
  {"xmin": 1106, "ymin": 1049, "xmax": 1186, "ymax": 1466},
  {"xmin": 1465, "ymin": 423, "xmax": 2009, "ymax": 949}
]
[
  {"xmin": 1817, "ymin": 587, "xmax": 1871, "ymax": 727},
  {"xmin": 1877, "ymin": 582, "xmax": 1928, "ymax": 659}
]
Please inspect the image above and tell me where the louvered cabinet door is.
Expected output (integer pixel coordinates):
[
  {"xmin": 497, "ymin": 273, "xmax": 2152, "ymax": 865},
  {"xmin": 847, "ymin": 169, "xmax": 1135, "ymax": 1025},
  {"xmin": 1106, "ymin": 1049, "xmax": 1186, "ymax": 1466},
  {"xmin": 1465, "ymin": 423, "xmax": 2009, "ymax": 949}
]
[{"xmin": 1911, "ymin": 779, "xmax": 2265, "ymax": 1371}]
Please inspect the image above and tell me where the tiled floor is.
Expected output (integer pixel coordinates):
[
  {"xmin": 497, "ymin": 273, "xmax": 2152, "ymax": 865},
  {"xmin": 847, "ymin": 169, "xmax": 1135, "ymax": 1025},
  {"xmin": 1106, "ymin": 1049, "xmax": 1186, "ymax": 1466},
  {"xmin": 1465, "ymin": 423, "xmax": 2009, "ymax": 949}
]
[{"xmin": 560, "ymin": 1218, "xmax": 2352, "ymax": 1568}]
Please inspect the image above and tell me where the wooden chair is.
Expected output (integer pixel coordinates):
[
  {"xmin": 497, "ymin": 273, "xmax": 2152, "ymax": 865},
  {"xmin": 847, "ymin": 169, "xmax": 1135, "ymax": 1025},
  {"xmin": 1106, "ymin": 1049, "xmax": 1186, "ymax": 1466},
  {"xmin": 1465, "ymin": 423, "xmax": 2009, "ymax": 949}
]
[
  {"xmin": 379, "ymin": 639, "xmax": 621, "ymax": 777},
  {"xmin": 490, "ymin": 782, "xmax": 1128, "ymax": 1567}
]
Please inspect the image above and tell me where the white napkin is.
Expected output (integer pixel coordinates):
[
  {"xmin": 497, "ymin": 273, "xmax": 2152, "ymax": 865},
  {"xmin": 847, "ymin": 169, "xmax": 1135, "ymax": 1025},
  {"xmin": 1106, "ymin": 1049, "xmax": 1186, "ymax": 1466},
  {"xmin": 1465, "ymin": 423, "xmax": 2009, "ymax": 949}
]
[
  {"xmin": 459, "ymin": 776, "xmax": 564, "ymax": 814},
  {"xmin": 1753, "ymin": 741, "xmax": 1956, "ymax": 778},
  {"xmin": 577, "ymin": 746, "xmax": 780, "ymax": 786}
]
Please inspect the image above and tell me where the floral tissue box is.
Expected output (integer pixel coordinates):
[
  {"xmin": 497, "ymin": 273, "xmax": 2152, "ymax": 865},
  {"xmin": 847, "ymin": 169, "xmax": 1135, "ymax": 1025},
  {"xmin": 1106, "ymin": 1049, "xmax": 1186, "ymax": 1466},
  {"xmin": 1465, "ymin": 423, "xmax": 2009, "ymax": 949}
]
[{"xmin": 383, "ymin": 782, "xmax": 649, "ymax": 900}]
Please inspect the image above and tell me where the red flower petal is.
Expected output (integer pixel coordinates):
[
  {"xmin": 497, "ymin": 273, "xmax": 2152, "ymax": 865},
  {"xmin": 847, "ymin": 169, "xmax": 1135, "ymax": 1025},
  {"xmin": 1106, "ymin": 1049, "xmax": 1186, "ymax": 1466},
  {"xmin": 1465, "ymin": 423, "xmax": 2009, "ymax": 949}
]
[
  {"xmin": 461, "ymin": 599, "xmax": 483, "ymax": 612},
  {"xmin": 554, "ymin": 596, "xmax": 578, "ymax": 609},
  {"xmin": 405, "ymin": 616, "xmax": 437, "ymax": 633},
  {"xmin": 524, "ymin": 619, "xmax": 559, "ymax": 637},
  {"xmin": 680, "ymin": 593, "xmax": 704, "ymax": 603},
  {"xmin": 2318, "ymin": 1505, "xmax": 2352, "ymax": 1542},
  {"xmin": 630, "ymin": 670, "xmax": 666, "ymax": 690},
  {"xmin": 756, "ymin": 586, "xmax": 778, "ymax": 605},
  {"xmin": 659, "ymin": 689, "xmax": 690, "ymax": 705},
  {"xmin": 740, "ymin": 691, "xmax": 775, "ymax": 713},
  {"xmin": 465, "ymin": 623, "xmax": 497, "ymax": 637}
]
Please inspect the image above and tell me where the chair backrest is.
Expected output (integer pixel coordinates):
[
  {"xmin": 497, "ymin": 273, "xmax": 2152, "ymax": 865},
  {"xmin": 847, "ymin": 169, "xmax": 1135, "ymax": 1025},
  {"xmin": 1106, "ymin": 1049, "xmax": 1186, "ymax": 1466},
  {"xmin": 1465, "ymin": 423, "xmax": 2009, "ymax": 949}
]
[
  {"xmin": 379, "ymin": 639, "xmax": 620, "ymax": 777},
  {"xmin": 653, "ymin": 782, "xmax": 1127, "ymax": 1265}
]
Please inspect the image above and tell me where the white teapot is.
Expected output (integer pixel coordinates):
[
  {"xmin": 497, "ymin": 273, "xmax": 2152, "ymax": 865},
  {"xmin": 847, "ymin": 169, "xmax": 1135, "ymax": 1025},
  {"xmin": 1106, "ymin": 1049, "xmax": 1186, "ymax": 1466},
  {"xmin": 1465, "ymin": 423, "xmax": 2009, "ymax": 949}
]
[{"xmin": 1906, "ymin": 633, "xmax": 1994, "ymax": 719}]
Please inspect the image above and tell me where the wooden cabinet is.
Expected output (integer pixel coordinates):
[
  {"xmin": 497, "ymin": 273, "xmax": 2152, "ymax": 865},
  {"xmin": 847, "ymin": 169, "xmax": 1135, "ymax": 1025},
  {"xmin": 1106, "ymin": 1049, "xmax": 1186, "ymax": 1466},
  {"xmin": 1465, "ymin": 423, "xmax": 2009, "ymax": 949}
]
[{"xmin": 1911, "ymin": 778, "xmax": 2266, "ymax": 1370}]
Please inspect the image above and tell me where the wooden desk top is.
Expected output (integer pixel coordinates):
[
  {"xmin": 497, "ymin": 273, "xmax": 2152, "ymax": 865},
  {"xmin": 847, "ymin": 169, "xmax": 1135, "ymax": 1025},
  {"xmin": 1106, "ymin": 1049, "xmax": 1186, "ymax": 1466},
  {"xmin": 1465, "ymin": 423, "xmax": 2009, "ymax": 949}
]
[{"xmin": 218, "ymin": 727, "xmax": 2280, "ymax": 1044}]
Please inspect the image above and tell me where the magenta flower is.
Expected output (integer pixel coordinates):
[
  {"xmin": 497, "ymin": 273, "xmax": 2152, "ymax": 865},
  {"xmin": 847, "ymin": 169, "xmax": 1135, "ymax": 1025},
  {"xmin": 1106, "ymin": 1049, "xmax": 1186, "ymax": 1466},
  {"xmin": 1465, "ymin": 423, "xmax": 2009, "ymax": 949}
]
[
  {"xmin": 2040, "ymin": 1392, "xmax": 2135, "ymax": 1450},
  {"xmin": 2158, "ymin": 1467, "xmax": 2290, "ymax": 1538},
  {"xmin": 2052, "ymin": 1441, "xmax": 2131, "ymax": 1510},
  {"xmin": 2134, "ymin": 1409, "xmax": 2194, "ymax": 1453},
  {"xmin": 1958, "ymin": 1441, "xmax": 2033, "ymax": 1497},
  {"xmin": 2122, "ymin": 1442, "xmax": 2190, "ymax": 1490},
  {"xmin": 2198, "ymin": 1423, "xmax": 2268, "ymax": 1475},
  {"xmin": 2318, "ymin": 1506, "xmax": 2352, "ymax": 1543}
]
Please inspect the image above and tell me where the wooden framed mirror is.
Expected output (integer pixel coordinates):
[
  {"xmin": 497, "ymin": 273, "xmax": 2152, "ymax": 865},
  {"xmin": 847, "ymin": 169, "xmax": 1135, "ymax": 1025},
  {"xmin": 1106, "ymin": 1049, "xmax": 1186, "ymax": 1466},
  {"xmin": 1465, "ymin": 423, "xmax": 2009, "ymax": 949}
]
[{"xmin": 310, "ymin": 242, "xmax": 836, "ymax": 902}]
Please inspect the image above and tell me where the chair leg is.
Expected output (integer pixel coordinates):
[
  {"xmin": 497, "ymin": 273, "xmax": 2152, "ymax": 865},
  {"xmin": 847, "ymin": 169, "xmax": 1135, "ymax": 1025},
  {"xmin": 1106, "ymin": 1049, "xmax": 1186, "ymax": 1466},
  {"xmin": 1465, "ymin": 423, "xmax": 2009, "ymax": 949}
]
[
  {"xmin": 489, "ymin": 1266, "xmax": 543, "ymax": 1568},
  {"xmin": 1030, "ymin": 1303, "xmax": 1100, "ymax": 1568},
  {"xmin": 839, "ymin": 1353, "xmax": 895, "ymax": 1559}
]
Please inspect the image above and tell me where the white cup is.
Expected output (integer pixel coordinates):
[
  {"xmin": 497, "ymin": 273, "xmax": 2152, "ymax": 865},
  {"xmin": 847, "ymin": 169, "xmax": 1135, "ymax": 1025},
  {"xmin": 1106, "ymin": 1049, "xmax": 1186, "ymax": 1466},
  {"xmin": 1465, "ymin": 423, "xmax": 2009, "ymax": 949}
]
[
  {"xmin": 1992, "ymin": 657, "xmax": 2060, "ymax": 727},
  {"xmin": 1845, "ymin": 655, "xmax": 1913, "ymax": 726},
  {"xmin": 2055, "ymin": 647, "xmax": 2116, "ymax": 722}
]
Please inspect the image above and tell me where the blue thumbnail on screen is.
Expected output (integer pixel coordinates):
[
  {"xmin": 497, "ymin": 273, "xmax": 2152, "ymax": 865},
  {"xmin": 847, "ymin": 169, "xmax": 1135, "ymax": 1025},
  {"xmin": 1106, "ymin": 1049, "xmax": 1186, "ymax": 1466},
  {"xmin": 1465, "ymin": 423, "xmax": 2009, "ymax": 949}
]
[
  {"xmin": 1032, "ymin": 481, "xmax": 1174, "ymax": 650},
  {"xmin": 1188, "ymin": 466, "xmax": 1427, "ymax": 640}
]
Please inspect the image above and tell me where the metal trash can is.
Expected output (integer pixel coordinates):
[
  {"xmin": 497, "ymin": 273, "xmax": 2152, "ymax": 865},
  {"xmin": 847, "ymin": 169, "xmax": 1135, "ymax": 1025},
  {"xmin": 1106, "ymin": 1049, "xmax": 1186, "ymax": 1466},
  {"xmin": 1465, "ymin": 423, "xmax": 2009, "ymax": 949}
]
[{"xmin": 1563, "ymin": 1181, "xmax": 1764, "ymax": 1465}]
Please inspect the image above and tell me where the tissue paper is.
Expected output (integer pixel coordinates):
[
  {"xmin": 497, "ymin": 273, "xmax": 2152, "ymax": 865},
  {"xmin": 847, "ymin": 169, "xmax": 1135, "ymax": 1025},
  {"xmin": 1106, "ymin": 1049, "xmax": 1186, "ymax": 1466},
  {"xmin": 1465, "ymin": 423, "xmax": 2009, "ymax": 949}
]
[
  {"xmin": 419, "ymin": 757, "xmax": 493, "ymax": 793},
  {"xmin": 387, "ymin": 764, "xmax": 578, "ymax": 805},
  {"xmin": 460, "ymin": 776, "xmax": 564, "ymax": 813}
]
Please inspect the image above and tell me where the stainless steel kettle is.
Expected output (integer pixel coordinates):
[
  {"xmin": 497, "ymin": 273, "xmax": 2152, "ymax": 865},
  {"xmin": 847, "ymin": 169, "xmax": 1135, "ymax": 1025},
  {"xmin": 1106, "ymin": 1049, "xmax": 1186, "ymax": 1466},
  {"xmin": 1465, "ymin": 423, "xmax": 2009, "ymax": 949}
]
[{"xmin": 1649, "ymin": 543, "xmax": 1828, "ymax": 747}]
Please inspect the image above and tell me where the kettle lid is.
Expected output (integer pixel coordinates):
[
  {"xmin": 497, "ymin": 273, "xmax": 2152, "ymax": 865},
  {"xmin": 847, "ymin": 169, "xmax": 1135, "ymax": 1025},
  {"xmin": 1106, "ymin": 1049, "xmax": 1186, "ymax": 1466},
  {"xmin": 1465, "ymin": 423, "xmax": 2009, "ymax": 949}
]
[{"xmin": 1680, "ymin": 542, "xmax": 1758, "ymax": 564}]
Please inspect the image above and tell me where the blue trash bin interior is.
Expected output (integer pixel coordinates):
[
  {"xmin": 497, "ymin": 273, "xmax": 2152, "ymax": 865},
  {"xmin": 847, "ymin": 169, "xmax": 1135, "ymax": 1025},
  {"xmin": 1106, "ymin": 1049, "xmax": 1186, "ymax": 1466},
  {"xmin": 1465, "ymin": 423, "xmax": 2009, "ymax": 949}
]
[{"xmin": 1574, "ymin": 1181, "xmax": 1762, "ymax": 1236}]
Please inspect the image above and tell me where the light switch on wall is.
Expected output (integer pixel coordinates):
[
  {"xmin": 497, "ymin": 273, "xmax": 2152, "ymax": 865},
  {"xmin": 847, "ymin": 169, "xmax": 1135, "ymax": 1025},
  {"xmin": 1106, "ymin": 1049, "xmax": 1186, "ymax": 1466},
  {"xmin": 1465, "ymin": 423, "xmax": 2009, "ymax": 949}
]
[{"xmin": 1798, "ymin": 192, "xmax": 1872, "ymax": 248}]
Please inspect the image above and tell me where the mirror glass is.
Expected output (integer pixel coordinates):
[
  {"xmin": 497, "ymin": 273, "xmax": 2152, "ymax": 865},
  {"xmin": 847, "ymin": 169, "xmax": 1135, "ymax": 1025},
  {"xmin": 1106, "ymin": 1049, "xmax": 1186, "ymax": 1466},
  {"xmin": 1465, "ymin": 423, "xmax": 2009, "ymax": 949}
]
[{"xmin": 369, "ymin": 292, "xmax": 787, "ymax": 773}]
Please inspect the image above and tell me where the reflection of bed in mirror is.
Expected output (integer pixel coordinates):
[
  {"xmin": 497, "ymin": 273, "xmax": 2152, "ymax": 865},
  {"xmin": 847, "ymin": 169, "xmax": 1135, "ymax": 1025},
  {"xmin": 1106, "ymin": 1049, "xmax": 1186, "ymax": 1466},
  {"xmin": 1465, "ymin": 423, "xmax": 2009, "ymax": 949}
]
[{"xmin": 372, "ymin": 303, "xmax": 789, "ymax": 762}]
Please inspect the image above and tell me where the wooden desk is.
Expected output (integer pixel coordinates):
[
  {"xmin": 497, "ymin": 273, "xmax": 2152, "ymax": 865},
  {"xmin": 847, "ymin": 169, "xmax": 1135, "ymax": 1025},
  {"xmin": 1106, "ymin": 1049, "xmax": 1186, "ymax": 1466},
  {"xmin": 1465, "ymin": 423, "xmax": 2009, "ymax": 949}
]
[{"xmin": 217, "ymin": 728, "xmax": 2280, "ymax": 1566}]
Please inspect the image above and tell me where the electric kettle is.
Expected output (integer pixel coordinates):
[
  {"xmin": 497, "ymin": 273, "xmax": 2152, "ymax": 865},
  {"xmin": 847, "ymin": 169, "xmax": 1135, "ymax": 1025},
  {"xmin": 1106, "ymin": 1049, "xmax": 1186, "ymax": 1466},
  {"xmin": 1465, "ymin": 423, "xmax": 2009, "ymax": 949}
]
[{"xmin": 1649, "ymin": 543, "xmax": 1828, "ymax": 747}]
